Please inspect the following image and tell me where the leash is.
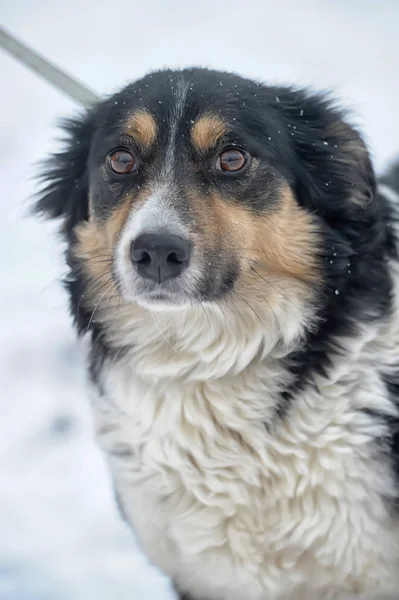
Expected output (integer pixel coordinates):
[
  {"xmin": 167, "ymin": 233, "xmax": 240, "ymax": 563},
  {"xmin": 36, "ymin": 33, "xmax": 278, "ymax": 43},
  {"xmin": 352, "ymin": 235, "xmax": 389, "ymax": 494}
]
[{"xmin": 0, "ymin": 26, "xmax": 98, "ymax": 107}]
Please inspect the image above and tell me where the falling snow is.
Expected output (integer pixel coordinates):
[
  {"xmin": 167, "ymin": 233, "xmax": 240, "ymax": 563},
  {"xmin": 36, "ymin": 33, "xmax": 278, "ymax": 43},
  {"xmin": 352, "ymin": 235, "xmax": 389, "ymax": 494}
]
[{"xmin": 1, "ymin": 2, "xmax": 398, "ymax": 599}]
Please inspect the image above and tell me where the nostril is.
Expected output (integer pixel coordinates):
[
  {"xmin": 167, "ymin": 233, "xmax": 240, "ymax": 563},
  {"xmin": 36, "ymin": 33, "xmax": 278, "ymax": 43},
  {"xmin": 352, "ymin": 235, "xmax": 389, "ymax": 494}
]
[
  {"xmin": 131, "ymin": 243, "xmax": 151, "ymax": 265},
  {"xmin": 137, "ymin": 250, "xmax": 151, "ymax": 265},
  {"xmin": 167, "ymin": 251, "xmax": 183, "ymax": 265}
]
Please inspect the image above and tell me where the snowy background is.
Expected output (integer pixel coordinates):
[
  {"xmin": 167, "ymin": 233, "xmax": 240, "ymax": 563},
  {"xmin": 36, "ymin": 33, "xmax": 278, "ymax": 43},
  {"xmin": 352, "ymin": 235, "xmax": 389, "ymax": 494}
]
[{"xmin": 1, "ymin": 1, "xmax": 398, "ymax": 598}]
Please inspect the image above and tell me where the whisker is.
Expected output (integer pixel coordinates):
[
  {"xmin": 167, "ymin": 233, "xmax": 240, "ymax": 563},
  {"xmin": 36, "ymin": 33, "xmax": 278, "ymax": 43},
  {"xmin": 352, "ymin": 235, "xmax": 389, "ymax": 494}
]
[
  {"xmin": 87, "ymin": 258, "xmax": 114, "ymax": 265},
  {"xmin": 39, "ymin": 270, "xmax": 71, "ymax": 294},
  {"xmin": 246, "ymin": 264, "xmax": 304, "ymax": 315},
  {"xmin": 86, "ymin": 279, "xmax": 115, "ymax": 331},
  {"xmin": 174, "ymin": 307, "xmax": 189, "ymax": 350},
  {"xmin": 230, "ymin": 289, "xmax": 270, "ymax": 337},
  {"xmin": 150, "ymin": 313, "xmax": 179, "ymax": 354},
  {"xmin": 200, "ymin": 303, "xmax": 214, "ymax": 346},
  {"xmin": 242, "ymin": 278, "xmax": 275, "ymax": 314},
  {"xmin": 220, "ymin": 295, "xmax": 248, "ymax": 332}
]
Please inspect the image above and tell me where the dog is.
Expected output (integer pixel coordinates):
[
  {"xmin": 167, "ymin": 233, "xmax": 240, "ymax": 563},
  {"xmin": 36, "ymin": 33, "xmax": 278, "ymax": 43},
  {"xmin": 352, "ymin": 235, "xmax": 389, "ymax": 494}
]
[{"xmin": 35, "ymin": 68, "xmax": 399, "ymax": 599}]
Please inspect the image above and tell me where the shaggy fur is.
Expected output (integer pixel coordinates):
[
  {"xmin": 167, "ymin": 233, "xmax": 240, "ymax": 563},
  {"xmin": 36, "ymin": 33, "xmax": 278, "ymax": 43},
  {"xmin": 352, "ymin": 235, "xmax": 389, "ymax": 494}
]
[{"xmin": 35, "ymin": 68, "xmax": 399, "ymax": 599}]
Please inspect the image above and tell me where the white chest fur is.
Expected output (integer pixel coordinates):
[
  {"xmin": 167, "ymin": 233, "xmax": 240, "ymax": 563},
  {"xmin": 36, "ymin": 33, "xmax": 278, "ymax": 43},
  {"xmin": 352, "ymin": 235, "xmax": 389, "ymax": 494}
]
[{"xmin": 90, "ymin": 298, "xmax": 399, "ymax": 600}]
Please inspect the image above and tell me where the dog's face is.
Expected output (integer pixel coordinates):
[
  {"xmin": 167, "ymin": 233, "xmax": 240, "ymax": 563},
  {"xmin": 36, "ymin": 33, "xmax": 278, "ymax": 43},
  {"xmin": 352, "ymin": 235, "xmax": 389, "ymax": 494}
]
[
  {"xmin": 37, "ymin": 68, "xmax": 377, "ymax": 339},
  {"xmin": 75, "ymin": 70, "xmax": 322, "ymax": 312}
]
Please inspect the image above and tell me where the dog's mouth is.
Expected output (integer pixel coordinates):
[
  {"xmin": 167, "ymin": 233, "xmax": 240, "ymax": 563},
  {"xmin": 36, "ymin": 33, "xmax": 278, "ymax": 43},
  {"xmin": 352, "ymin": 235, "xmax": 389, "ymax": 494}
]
[
  {"xmin": 116, "ymin": 264, "xmax": 200, "ymax": 309},
  {"xmin": 116, "ymin": 257, "xmax": 240, "ymax": 311},
  {"xmin": 113, "ymin": 231, "xmax": 240, "ymax": 310},
  {"xmin": 133, "ymin": 287, "xmax": 193, "ymax": 310}
]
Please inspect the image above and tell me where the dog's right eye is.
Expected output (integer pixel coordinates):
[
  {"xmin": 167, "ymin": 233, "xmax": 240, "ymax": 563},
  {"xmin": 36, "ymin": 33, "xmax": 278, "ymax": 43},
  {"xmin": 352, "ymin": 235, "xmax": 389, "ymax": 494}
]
[{"xmin": 108, "ymin": 149, "xmax": 135, "ymax": 174}]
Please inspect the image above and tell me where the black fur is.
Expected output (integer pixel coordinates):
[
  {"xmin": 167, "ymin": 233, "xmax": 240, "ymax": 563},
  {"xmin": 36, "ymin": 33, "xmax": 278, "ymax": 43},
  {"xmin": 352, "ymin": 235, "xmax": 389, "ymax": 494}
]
[{"xmin": 278, "ymin": 187, "xmax": 397, "ymax": 413}]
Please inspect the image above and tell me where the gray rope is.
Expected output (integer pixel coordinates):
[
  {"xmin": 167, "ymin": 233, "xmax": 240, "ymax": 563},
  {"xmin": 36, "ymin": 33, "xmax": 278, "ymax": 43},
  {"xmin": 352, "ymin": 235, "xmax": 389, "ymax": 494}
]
[{"xmin": 0, "ymin": 26, "xmax": 99, "ymax": 107}]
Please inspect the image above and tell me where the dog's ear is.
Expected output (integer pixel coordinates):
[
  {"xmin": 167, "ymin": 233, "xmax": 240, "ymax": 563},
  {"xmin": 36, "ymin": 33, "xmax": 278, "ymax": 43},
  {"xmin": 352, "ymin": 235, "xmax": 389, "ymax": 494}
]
[
  {"xmin": 274, "ymin": 90, "xmax": 376, "ymax": 224},
  {"xmin": 35, "ymin": 110, "xmax": 95, "ymax": 237},
  {"xmin": 272, "ymin": 90, "xmax": 392, "ymax": 305}
]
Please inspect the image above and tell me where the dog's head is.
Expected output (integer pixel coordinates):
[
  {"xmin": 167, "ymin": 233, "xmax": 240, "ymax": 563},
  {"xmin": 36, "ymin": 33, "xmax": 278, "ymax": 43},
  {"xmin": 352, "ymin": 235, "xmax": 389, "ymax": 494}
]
[{"xmin": 37, "ymin": 68, "xmax": 386, "ymax": 357}]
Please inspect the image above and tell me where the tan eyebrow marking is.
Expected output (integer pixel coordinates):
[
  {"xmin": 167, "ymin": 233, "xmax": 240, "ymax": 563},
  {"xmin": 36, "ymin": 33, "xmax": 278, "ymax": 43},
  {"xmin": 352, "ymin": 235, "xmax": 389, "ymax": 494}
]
[
  {"xmin": 191, "ymin": 114, "xmax": 227, "ymax": 152},
  {"xmin": 124, "ymin": 109, "xmax": 157, "ymax": 148}
]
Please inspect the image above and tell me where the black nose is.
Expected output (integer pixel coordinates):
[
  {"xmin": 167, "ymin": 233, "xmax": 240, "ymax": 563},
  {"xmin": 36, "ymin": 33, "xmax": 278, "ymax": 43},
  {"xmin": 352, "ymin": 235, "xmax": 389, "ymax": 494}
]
[{"xmin": 131, "ymin": 233, "xmax": 191, "ymax": 284}]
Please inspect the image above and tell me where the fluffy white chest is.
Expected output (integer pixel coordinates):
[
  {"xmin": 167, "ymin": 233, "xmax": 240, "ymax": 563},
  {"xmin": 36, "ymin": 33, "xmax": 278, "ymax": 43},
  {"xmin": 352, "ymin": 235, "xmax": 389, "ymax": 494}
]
[{"xmin": 91, "ymin": 335, "xmax": 398, "ymax": 600}]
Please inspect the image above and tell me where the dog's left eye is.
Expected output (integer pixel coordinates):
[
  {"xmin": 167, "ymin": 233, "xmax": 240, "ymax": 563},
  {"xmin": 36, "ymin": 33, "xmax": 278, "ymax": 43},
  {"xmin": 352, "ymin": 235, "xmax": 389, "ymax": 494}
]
[{"xmin": 216, "ymin": 148, "xmax": 247, "ymax": 172}]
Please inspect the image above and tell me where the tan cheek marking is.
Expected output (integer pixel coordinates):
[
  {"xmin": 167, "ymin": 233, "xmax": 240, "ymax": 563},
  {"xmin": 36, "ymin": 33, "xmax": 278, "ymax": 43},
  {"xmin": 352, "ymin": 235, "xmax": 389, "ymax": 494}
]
[
  {"xmin": 73, "ymin": 191, "xmax": 150, "ymax": 304},
  {"xmin": 209, "ymin": 193, "xmax": 253, "ymax": 249},
  {"xmin": 191, "ymin": 115, "xmax": 227, "ymax": 153},
  {"xmin": 124, "ymin": 109, "xmax": 157, "ymax": 148},
  {"xmin": 250, "ymin": 187, "xmax": 321, "ymax": 283},
  {"xmin": 209, "ymin": 186, "xmax": 321, "ymax": 285}
]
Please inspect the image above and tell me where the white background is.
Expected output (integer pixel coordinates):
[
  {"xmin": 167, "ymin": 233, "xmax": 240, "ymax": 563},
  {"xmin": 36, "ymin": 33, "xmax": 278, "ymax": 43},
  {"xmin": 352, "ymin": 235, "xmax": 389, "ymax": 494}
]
[{"xmin": 1, "ymin": 1, "xmax": 398, "ymax": 598}]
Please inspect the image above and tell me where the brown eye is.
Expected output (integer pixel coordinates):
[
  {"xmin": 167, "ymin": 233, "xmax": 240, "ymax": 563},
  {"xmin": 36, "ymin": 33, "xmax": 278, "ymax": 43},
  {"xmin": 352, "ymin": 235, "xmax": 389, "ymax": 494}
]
[
  {"xmin": 217, "ymin": 148, "xmax": 247, "ymax": 172},
  {"xmin": 108, "ymin": 149, "xmax": 135, "ymax": 174}
]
